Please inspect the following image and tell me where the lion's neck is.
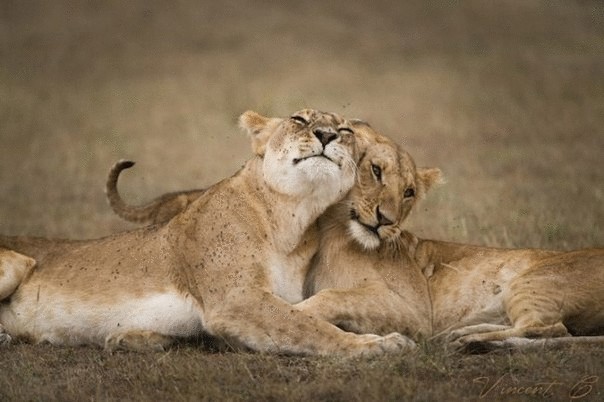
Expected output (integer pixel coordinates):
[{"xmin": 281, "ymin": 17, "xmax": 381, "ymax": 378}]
[
  {"xmin": 241, "ymin": 158, "xmax": 329, "ymax": 254},
  {"xmin": 317, "ymin": 203, "xmax": 354, "ymax": 248}
]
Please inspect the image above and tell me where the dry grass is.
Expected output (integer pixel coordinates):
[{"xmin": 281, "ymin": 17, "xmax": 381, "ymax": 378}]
[
  {"xmin": 1, "ymin": 341, "xmax": 603, "ymax": 401},
  {"xmin": 1, "ymin": 0, "xmax": 603, "ymax": 400}
]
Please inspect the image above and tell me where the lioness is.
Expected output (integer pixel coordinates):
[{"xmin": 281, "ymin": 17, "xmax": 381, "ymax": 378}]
[
  {"xmin": 299, "ymin": 124, "xmax": 604, "ymax": 349},
  {"xmin": 299, "ymin": 125, "xmax": 604, "ymax": 350},
  {"xmin": 0, "ymin": 109, "xmax": 414, "ymax": 356},
  {"xmin": 297, "ymin": 123, "xmax": 441, "ymax": 338}
]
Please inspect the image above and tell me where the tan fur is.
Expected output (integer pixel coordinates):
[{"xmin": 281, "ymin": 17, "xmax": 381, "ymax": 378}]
[
  {"xmin": 0, "ymin": 248, "xmax": 36, "ymax": 346},
  {"xmin": 0, "ymin": 109, "xmax": 415, "ymax": 356},
  {"xmin": 0, "ymin": 248, "xmax": 36, "ymax": 300},
  {"xmin": 415, "ymin": 240, "xmax": 560, "ymax": 335},
  {"xmin": 423, "ymin": 246, "xmax": 604, "ymax": 350}
]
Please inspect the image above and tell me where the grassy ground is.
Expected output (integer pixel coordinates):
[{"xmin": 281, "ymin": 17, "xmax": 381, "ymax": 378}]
[
  {"xmin": 1, "ymin": 0, "xmax": 603, "ymax": 400},
  {"xmin": 1, "ymin": 342, "xmax": 603, "ymax": 402}
]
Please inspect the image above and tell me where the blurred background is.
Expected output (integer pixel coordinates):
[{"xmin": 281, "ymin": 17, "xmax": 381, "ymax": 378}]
[{"xmin": 1, "ymin": 0, "xmax": 602, "ymax": 249}]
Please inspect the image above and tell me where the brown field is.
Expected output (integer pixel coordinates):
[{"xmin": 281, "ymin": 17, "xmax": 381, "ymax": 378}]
[{"xmin": 1, "ymin": 0, "xmax": 603, "ymax": 401}]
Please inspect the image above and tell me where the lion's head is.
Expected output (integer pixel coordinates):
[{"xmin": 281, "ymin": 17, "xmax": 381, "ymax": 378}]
[
  {"xmin": 344, "ymin": 122, "xmax": 442, "ymax": 250},
  {"xmin": 239, "ymin": 109, "xmax": 358, "ymax": 204}
]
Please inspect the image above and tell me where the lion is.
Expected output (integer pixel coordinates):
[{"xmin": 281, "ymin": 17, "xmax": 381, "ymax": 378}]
[
  {"xmin": 297, "ymin": 123, "xmax": 604, "ymax": 351},
  {"xmin": 0, "ymin": 109, "xmax": 415, "ymax": 356},
  {"xmin": 296, "ymin": 123, "xmax": 441, "ymax": 339}
]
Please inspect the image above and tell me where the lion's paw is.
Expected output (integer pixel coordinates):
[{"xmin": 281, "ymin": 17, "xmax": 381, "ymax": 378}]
[
  {"xmin": 354, "ymin": 332, "xmax": 416, "ymax": 357},
  {"xmin": 380, "ymin": 332, "xmax": 417, "ymax": 353},
  {"xmin": 444, "ymin": 328, "xmax": 466, "ymax": 344}
]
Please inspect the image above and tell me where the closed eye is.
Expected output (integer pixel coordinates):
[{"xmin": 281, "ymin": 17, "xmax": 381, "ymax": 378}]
[
  {"xmin": 338, "ymin": 127, "xmax": 354, "ymax": 135},
  {"xmin": 291, "ymin": 115, "xmax": 309, "ymax": 125}
]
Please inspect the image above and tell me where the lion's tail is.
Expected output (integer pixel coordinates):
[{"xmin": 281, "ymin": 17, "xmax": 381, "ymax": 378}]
[{"xmin": 105, "ymin": 160, "xmax": 162, "ymax": 224}]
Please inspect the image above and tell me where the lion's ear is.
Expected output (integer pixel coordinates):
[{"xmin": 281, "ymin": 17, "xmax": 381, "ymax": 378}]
[
  {"xmin": 239, "ymin": 111, "xmax": 272, "ymax": 156},
  {"xmin": 416, "ymin": 167, "xmax": 443, "ymax": 198}
]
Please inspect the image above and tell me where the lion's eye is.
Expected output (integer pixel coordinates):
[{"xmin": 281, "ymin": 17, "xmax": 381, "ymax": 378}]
[
  {"xmin": 371, "ymin": 164, "xmax": 382, "ymax": 181},
  {"xmin": 338, "ymin": 127, "xmax": 354, "ymax": 135},
  {"xmin": 291, "ymin": 115, "xmax": 309, "ymax": 125},
  {"xmin": 404, "ymin": 188, "xmax": 415, "ymax": 198}
]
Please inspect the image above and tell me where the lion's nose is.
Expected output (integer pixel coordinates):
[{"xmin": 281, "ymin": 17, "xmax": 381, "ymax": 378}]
[
  {"xmin": 313, "ymin": 127, "xmax": 338, "ymax": 147},
  {"xmin": 376, "ymin": 206, "xmax": 394, "ymax": 227}
]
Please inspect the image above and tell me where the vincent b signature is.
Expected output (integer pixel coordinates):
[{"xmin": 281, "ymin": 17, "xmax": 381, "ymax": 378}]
[{"xmin": 474, "ymin": 373, "xmax": 599, "ymax": 399}]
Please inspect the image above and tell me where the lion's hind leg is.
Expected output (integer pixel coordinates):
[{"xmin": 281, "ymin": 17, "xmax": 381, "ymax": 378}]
[
  {"xmin": 104, "ymin": 331, "xmax": 175, "ymax": 352},
  {"xmin": 451, "ymin": 285, "xmax": 571, "ymax": 352},
  {"xmin": 451, "ymin": 281, "xmax": 572, "ymax": 352},
  {"xmin": 451, "ymin": 324, "xmax": 604, "ymax": 353},
  {"xmin": 469, "ymin": 335, "xmax": 604, "ymax": 352},
  {"xmin": 456, "ymin": 322, "xmax": 569, "ymax": 343}
]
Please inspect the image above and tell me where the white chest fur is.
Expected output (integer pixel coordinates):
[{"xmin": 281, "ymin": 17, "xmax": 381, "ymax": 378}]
[{"xmin": 267, "ymin": 252, "xmax": 309, "ymax": 304}]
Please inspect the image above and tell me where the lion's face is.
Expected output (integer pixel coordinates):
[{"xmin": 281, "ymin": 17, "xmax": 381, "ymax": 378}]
[
  {"xmin": 240, "ymin": 109, "xmax": 357, "ymax": 202},
  {"xmin": 345, "ymin": 124, "xmax": 442, "ymax": 250}
]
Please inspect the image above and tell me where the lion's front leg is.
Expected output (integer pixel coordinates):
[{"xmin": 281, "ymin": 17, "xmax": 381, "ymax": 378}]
[
  {"xmin": 204, "ymin": 288, "xmax": 415, "ymax": 358},
  {"xmin": 296, "ymin": 285, "xmax": 427, "ymax": 338}
]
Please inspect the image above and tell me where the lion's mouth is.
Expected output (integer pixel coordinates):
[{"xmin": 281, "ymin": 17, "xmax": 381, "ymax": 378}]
[
  {"xmin": 293, "ymin": 153, "xmax": 337, "ymax": 166},
  {"xmin": 350, "ymin": 209, "xmax": 380, "ymax": 237}
]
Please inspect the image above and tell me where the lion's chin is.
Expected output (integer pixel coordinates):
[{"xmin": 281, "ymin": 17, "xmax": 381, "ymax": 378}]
[{"xmin": 348, "ymin": 221, "xmax": 381, "ymax": 250}]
